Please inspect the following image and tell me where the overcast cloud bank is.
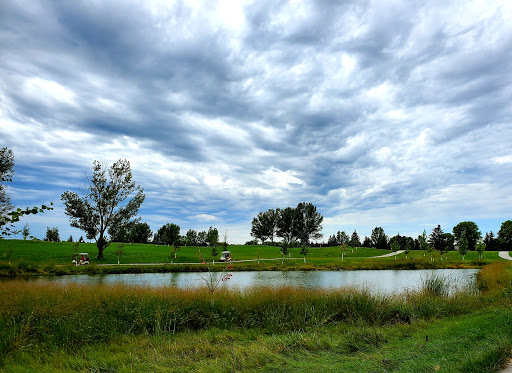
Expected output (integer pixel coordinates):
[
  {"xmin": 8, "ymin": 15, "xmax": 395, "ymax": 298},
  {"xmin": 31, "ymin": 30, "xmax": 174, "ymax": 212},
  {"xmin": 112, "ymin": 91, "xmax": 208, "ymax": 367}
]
[{"xmin": 1, "ymin": 0, "xmax": 511, "ymax": 243}]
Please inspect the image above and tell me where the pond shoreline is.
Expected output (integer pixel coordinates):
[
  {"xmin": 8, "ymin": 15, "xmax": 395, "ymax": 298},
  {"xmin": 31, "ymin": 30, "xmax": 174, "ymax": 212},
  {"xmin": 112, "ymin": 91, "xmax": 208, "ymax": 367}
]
[{"xmin": 0, "ymin": 258, "xmax": 487, "ymax": 278}]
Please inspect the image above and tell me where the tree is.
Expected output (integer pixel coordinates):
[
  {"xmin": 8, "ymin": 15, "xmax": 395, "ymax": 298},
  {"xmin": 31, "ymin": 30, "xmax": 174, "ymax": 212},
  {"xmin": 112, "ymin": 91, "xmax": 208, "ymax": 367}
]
[
  {"xmin": 265, "ymin": 208, "xmax": 278, "ymax": 244},
  {"xmin": 0, "ymin": 147, "xmax": 14, "ymax": 218},
  {"xmin": 300, "ymin": 245, "xmax": 309, "ymax": 263},
  {"xmin": 276, "ymin": 207, "xmax": 297, "ymax": 244},
  {"xmin": 251, "ymin": 209, "xmax": 279, "ymax": 245},
  {"xmin": 295, "ymin": 202, "xmax": 323, "ymax": 245},
  {"xmin": 45, "ymin": 226, "xmax": 60, "ymax": 242},
  {"xmin": 251, "ymin": 212, "xmax": 270, "ymax": 244},
  {"xmin": 114, "ymin": 244, "xmax": 125, "ymax": 265},
  {"xmin": 443, "ymin": 233, "xmax": 455, "ymax": 251},
  {"xmin": 22, "ymin": 223, "xmax": 30, "ymax": 240},
  {"xmin": 61, "ymin": 159, "xmax": 145, "ymax": 259},
  {"xmin": 429, "ymin": 225, "xmax": 446, "ymax": 254},
  {"xmin": 404, "ymin": 240, "xmax": 412, "ymax": 259},
  {"xmin": 371, "ymin": 227, "xmax": 389, "ymax": 250},
  {"xmin": 206, "ymin": 226, "xmax": 219, "ymax": 247},
  {"xmin": 476, "ymin": 241, "xmax": 486, "ymax": 260},
  {"xmin": 498, "ymin": 220, "xmax": 512, "ymax": 250},
  {"xmin": 1, "ymin": 148, "xmax": 53, "ymax": 237},
  {"xmin": 483, "ymin": 231, "xmax": 498, "ymax": 251},
  {"xmin": 418, "ymin": 230, "xmax": 428, "ymax": 256},
  {"xmin": 452, "ymin": 221, "xmax": 481, "ymax": 251},
  {"xmin": 349, "ymin": 230, "xmax": 360, "ymax": 248},
  {"xmin": 280, "ymin": 242, "xmax": 290, "ymax": 263},
  {"xmin": 197, "ymin": 231, "xmax": 207, "ymax": 246},
  {"xmin": 154, "ymin": 223, "xmax": 180, "ymax": 246},
  {"xmin": 362, "ymin": 236, "xmax": 372, "ymax": 248},
  {"xmin": 186, "ymin": 229, "xmax": 198, "ymax": 246},
  {"xmin": 211, "ymin": 245, "xmax": 218, "ymax": 258},
  {"xmin": 130, "ymin": 222, "xmax": 152, "ymax": 244},
  {"xmin": 171, "ymin": 244, "xmax": 180, "ymax": 260},
  {"xmin": 327, "ymin": 235, "xmax": 338, "ymax": 246},
  {"xmin": 67, "ymin": 235, "xmax": 74, "ymax": 243},
  {"xmin": 337, "ymin": 231, "xmax": 349, "ymax": 246},
  {"xmin": 458, "ymin": 230, "xmax": 469, "ymax": 260},
  {"xmin": 390, "ymin": 235, "xmax": 400, "ymax": 260},
  {"xmin": 340, "ymin": 243, "xmax": 348, "ymax": 261}
]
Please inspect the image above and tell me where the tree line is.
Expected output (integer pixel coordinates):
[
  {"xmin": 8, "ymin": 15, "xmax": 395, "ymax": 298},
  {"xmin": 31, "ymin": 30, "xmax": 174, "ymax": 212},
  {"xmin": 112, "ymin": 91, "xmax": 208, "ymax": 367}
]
[{"xmin": 323, "ymin": 221, "xmax": 512, "ymax": 254}]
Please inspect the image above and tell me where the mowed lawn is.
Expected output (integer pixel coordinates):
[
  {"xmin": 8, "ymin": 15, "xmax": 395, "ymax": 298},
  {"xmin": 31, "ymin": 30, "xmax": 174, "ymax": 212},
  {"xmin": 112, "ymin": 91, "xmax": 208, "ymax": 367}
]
[{"xmin": 0, "ymin": 239, "xmax": 504, "ymax": 266}]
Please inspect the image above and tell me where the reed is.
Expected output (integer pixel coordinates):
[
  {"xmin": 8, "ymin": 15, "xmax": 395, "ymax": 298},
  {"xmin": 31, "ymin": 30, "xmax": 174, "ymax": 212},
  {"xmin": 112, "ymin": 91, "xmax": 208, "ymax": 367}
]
[
  {"xmin": 476, "ymin": 261, "xmax": 512, "ymax": 293},
  {"xmin": 0, "ymin": 280, "xmax": 484, "ymax": 363}
]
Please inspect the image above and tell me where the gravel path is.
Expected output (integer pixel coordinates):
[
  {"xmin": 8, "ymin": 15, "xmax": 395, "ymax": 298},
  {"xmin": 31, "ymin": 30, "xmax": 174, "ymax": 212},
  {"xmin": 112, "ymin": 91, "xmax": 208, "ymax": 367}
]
[
  {"xmin": 369, "ymin": 250, "xmax": 405, "ymax": 258},
  {"xmin": 499, "ymin": 251, "xmax": 512, "ymax": 260}
]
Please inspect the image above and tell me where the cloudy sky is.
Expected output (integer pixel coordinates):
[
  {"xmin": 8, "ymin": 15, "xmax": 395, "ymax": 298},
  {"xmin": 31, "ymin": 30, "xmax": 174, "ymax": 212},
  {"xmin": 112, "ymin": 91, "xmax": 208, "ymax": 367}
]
[{"xmin": 1, "ymin": 0, "xmax": 511, "ymax": 244}]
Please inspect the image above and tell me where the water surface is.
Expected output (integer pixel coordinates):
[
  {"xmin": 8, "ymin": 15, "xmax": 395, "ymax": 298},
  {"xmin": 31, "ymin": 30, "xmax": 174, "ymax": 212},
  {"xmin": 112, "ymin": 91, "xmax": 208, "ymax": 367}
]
[{"xmin": 24, "ymin": 269, "xmax": 478, "ymax": 294}]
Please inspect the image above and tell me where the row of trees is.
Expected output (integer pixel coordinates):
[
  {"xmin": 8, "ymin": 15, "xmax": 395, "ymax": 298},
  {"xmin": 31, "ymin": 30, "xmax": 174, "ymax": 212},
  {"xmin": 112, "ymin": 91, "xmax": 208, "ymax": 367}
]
[
  {"xmin": 323, "ymin": 220, "xmax": 512, "ymax": 253},
  {"xmin": 152, "ymin": 224, "xmax": 221, "ymax": 247},
  {"xmin": 251, "ymin": 202, "xmax": 324, "ymax": 246}
]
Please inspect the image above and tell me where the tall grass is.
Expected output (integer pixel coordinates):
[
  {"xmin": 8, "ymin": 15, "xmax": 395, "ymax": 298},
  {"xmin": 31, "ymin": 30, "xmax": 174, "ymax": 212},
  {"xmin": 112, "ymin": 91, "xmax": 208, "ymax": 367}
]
[
  {"xmin": 476, "ymin": 261, "xmax": 512, "ymax": 293},
  {"xmin": 0, "ymin": 280, "xmax": 484, "ymax": 363}
]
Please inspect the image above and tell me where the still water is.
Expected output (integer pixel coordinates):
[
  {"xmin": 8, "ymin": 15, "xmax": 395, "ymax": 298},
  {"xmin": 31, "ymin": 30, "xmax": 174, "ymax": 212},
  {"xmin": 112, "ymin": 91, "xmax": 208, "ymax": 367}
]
[{"xmin": 29, "ymin": 269, "xmax": 479, "ymax": 294}]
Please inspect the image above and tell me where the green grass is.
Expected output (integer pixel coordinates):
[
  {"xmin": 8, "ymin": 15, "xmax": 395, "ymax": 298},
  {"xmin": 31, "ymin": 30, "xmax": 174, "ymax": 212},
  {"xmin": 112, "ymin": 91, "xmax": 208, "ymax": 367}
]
[
  {"xmin": 1, "ymin": 264, "xmax": 512, "ymax": 372},
  {"xmin": 0, "ymin": 240, "xmax": 503, "ymax": 275},
  {"xmin": 2, "ymin": 311, "xmax": 512, "ymax": 372}
]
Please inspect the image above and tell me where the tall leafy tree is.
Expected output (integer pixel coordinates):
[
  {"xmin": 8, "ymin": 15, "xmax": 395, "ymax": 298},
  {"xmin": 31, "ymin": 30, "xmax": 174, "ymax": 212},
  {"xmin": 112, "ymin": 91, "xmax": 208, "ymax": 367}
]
[
  {"xmin": 276, "ymin": 206, "xmax": 297, "ymax": 244},
  {"xmin": 251, "ymin": 211, "xmax": 271, "ymax": 244},
  {"xmin": 371, "ymin": 227, "xmax": 389, "ymax": 250},
  {"xmin": 265, "ymin": 208, "xmax": 278, "ymax": 244},
  {"xmin": 61, "ymin": 159, "xmax": 145, "ymax": 259},
  {"xmin": 45, "ymin": 226, "xmax": 60, "ymax": 242},
  {"xmin": 154, "ymin": 223, "xmax": 180, "ymax": 245},
  {"xmin": 498, "ymin": 220, "xmax": 512, "ymax": 250},
  {"xmin": 206, "ymin": 226, "xmax": 219, "ymax": 247},
  {"xmin": 295, "ymin": 202, "xmax": 323, "ymax": 245},
  {"xmin": 197, "ymin": 231, "xmax": 207, "ymax": 246},
  {"xmin": 130, "ymin": 222, "xmax": 152, "ymax": 243},
  {"xmin": 452, "ymin": 221, "xmax": 481, "ymax": 251},
  {"xmin": 186, "ymin": 229, "xmax": 198, "ymax": 246}
]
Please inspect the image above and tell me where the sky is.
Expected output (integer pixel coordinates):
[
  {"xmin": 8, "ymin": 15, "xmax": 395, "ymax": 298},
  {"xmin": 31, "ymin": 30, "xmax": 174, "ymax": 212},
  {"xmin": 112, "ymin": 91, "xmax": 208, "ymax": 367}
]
[{"xmin": 1, "ymin": 0, "xmax": 511, "ymax": 244}]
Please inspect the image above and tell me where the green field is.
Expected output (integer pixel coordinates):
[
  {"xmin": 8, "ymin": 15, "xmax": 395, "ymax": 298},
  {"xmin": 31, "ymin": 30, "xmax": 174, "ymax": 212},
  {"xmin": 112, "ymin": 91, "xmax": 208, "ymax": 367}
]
[{"xmin": 0, "ymin": 239, "xmax": 504, "ymax": 276}]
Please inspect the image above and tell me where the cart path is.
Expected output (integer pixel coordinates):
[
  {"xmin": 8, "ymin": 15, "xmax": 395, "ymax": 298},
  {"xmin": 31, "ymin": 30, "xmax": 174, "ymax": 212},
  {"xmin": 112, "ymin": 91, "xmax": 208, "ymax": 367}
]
[
  {"xmin": 368, "ymin": 250, "xmax": 404, "ymax": 258},
  {"xmin": 499, "ymin": 251, "xmax": 512, "ymax": 260}
]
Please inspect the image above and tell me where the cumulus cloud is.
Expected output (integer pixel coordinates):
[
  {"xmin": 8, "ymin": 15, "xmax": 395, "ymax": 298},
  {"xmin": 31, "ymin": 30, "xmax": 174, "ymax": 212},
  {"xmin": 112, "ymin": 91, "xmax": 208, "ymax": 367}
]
[{"xmin": 1, "ymin": 0, "xmax": 511, "ymax": 243}]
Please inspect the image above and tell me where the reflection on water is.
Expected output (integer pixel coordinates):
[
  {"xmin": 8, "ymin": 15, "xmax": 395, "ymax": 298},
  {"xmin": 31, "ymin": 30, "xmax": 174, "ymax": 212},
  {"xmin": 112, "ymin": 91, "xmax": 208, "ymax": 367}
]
[{"xmin": 22, "ymin": 269, "xmax": 479, "ymax": 294}]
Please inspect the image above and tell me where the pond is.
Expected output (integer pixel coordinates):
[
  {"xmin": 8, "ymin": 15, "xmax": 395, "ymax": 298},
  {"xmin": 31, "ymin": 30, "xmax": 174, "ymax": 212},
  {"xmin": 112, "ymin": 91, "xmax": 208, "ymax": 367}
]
[{"xmin": 24, "ymin": 269, "xmax": 479, "ymax": 294}]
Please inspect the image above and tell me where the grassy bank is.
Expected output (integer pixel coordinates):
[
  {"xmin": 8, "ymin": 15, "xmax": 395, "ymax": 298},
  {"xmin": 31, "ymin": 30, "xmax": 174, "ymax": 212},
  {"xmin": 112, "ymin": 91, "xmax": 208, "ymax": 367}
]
[
  {"xmin": 0, "ymin": 239, "xmax": 502, "ymax": 276},
  {"xmin": 2, "ymin": 262, "xmax": 512, "ymax": 372}
]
